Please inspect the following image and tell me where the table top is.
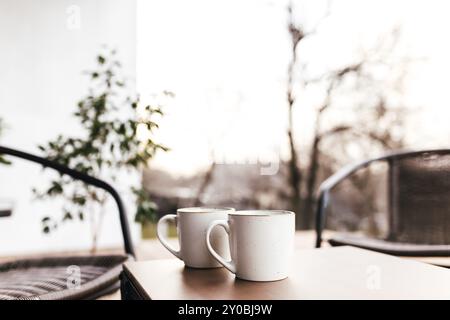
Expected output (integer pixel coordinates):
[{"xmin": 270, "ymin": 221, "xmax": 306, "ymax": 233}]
[{"xmin": 123, "ymin": 246, "xmax": 450, "ymax": 300}]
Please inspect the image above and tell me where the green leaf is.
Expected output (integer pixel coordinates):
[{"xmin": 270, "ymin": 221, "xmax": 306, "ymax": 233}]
[
  {"xmin": 0, "ymin": 156, "xmax": 11, "ymax": 165},
  {"xmin": 47, "ymin": 181, "xmax": 63, "ymax": 196},
  {"xmin": 72, "ymin": 195, "xmax": 86, "ymax": 206},
  {"xmin": 63, "ymin": 211, "xmax": 73, "ymax": 221},
  {"xmin": 97, "ymin": 55, "xmax": 105, "ymax": 65}
]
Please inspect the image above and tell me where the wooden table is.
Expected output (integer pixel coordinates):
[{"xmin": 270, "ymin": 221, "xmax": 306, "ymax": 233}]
[{"xmin": 121, "ymin": 246, "xmax": 450, "ymax": 300}]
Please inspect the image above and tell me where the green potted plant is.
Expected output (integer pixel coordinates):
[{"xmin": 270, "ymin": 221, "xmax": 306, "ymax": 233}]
[{"xmin": 34, "ymin": 49, "xmax": 171, "ymax": 251}]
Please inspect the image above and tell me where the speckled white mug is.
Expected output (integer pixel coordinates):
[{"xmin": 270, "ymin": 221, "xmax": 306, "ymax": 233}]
[
  {"xmin": 157, "ymin": 207, "xmax": 234, "ymax": 268},
  {"xmin": 206, "ymin": 210, "xmax": 295, "ymax": 282}
]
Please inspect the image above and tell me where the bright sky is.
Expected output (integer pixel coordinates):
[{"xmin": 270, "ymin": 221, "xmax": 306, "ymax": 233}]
[{"xmin": 136, "ymin": 0, "xmax": 450, "ymax": 176}]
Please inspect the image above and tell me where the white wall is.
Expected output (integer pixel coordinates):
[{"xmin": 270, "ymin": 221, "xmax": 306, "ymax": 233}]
[{"xmin": 0, "ymin": 0, "xmax": 139, "ymax": 256}]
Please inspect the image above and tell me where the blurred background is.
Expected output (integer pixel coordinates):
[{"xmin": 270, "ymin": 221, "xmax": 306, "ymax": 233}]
[{"xmin": 0, "ymin": 0, "xmax": 449, "ymax": 256}]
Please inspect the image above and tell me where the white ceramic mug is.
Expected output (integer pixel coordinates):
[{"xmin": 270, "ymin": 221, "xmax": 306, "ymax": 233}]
[
  {"xmin": 157, "ymin": 207, "xmax": 234, "ymax": 268},
  {"xmin": 206, "ymin": 210, "xmax": 295, "ymax": 281}
]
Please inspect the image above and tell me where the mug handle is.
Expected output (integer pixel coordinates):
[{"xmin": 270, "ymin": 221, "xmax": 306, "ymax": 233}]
[
  {"xmin": 156, "ymin": 214, "xmax": 181, "ymax": 260},
  {"xmin": 206, "ymin": 220, "xmax": 236, "ymax": 273}
]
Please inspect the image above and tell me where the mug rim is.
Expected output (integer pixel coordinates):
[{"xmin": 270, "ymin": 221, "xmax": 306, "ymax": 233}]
[
  {"xmin": 177, "ymin": 207, "xmax": 235, "ymax": 214},
  {"xmin": 229, "ymin": 210, "xmax": 295, "ymax": 217}
]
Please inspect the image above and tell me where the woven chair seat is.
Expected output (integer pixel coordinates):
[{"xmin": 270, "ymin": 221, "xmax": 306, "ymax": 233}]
[{"xmin": 0, "ymin": 254, "xmax": 130, "ymax": 300}]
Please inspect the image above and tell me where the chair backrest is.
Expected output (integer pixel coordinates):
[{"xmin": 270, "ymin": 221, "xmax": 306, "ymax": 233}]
[
  {"xmin": 315, "ymin": 149, "xmax": 450, "ymax": 248},
  {"xmin": 388, "ymin": 152, "xmax": 450, "ymax": 244}
]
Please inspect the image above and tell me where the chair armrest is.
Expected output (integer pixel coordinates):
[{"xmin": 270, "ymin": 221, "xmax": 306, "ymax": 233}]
[{"xmin": 0, "ymin": 145, "xmax": 135, "ymax": 257}]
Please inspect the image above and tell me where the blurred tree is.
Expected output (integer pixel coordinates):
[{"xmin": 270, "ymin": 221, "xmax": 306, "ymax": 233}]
[
  {"xmin": 35, "ymin": 49, "xmax": 171, "ymax": 251},
  {"xmin": 285, "ymin": 3, "xmax": 306, "ymax": 226},
  {"xmin": 285, "ymin": 1, "xmax": 410, "ymax": 228}
]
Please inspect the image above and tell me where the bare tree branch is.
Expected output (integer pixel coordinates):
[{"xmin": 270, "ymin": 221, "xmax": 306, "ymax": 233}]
[
  {"xmin": 319, "ymin": 125, "xmax": 352, "ymax": 140},
  {"xmin": 301, "ymin": 0, "xmax": 332, "ymax": 38}
]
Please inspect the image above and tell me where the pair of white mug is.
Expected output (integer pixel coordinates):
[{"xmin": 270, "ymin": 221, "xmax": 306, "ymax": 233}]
[{"xmin": 157, "ymin": 207, "xmax": 295, "ymax": 282}]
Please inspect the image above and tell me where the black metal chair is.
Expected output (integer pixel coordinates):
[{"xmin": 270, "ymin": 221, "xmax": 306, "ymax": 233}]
[
  {"xmin": 0, "ymin": 145, "xmax": 135, "ymax": 300},
  {"xmin": 315, "ymin": 149, "xmax": 450, "ymax": 257}
]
